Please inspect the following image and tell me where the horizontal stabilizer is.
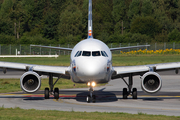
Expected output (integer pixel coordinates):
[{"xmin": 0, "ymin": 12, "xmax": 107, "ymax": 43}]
[
  {"xmin": 31, "ymin": 45, "xmax": 72, "ymax": 51},
  {"xmin": 110, "ymin": 45, "xmax": 150, "ymax": 51}
]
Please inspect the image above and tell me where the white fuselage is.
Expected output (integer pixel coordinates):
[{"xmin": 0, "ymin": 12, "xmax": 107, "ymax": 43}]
[{"xmin": 70, "ymin": 38, "xmax": 113, "ymax": 84}]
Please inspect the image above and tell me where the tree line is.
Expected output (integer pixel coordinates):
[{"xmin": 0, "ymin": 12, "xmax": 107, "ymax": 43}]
[{"xmin": 0, "ymin": 0, "xmax": 180, "ymax": 45}]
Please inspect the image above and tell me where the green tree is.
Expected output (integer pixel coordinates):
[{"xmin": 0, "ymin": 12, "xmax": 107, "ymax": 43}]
[
  {"xmin": 128, "ymin": 0, "xmax": 141, "ymax": 19},
  {"xmin": 81, "ymin": 0, "xmax": 89, "ymax": 39},
  {"xmin": 58, "ymin": 4, "xmax": 83, "ymax": 44},
  {"xmin": 152, "ymin": 0, "xmax": 173, "ymax": 32},
  {"xmin": 93, "ymin": 0, "xmax": 113, "ymax": 40},
  {"xmin": 141, "ymin": 0, "xmax": 153, "ymax": 16},
  {"xmin": 0, "ymin": 0, "xmax": 14, "ymax": 36},
  {"xmin": 11, "ymin": 0, "xmax": 27, "ymax": 39},
  {"xmin": 168, "ymin": 28, "xmax": 180, "ymax": 42},
  {"xmin": 112, "ymin": 0, "xmax": 126, "ymax": 35},
  {"xmin": 130, "ymin": 16, "xmax": 161, "ymax": 37}
]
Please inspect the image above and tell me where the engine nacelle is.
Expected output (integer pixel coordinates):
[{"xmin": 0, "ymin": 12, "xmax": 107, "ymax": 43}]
[
  {"xmin": 20, "ymin": 71, "xmax": 41, "ymax": 93},
  {"xmin": 141, "ymin": 72, "xmax": 162, "ymax": 94}
]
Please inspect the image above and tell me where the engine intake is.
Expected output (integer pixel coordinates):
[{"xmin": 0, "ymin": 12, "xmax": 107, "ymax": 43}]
[
  {"xmin": 141, "ymin": 72, "xmax": 162, "ymax": 94},
  {"xmin": 20, "ymin": 71, "xmax": 41, "ymax": 93}
]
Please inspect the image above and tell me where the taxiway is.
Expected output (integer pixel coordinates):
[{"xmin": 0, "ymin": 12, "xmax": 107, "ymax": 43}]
[{"xmin": 0, "ymin": 71, "xmax": 180, "ymax": 116}]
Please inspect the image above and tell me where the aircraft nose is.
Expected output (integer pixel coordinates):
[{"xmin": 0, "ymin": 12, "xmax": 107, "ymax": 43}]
[
  {"xmin": 77, "ymin": 59, "xmax": 106, "ymax": 77},
  {"xmin": 83, "ymin": 62, "xmax": 102, "ymax": 76}
]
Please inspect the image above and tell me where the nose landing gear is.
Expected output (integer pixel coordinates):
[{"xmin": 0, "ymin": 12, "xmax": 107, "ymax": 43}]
[{"xmin": 87, "ymin": 82, "xmax": 96, "ymax": 103}]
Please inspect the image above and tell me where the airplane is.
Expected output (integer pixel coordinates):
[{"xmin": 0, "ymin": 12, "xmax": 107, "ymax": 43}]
[{"xmin": 1, "ymin": 0, "xmax": 180, "ymax": 103}]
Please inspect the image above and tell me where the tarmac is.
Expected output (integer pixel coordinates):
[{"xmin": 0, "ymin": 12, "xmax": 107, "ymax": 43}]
[{"xmin": 0, "ymin": 70, "xmax": 180, "ymax": 116}]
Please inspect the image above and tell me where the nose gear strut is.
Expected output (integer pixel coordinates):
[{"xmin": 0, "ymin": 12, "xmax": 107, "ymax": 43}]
[{"xmin": 87, "ymin": 83, "xmax": 96, "ymax": 103}]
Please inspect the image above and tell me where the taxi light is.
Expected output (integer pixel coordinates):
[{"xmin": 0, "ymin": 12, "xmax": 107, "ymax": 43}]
[
  {"xmin": 92, "ymin": 82, "xmax": 96, "ymax": 87},
  {"xmin": 87, "ymin": 82, "xmax": 91, "ymax": 86}
]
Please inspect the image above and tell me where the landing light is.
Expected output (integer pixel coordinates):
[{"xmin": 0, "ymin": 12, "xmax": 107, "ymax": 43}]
[
  {"xmin": 87, "ymin": 82, "xmax": 91, "ymax": 86},
  {"xmin": 87, "ymin": 82, "xmax": 96, "ymax": 87},
  {"xmin": 92, "ymin": 82, "xmax": 96, "ymax": 87}
]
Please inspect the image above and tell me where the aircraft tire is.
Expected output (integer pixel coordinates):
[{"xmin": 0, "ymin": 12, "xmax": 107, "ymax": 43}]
[
  {"xmin": 44, "ymin": 88, "xmax": 49, "ymax": 99},
  {"xmin": 132, "ymin": 88, "xmax": 137, "ymax": 99},
  {"xmin": 123, "ymin": 88, "xmax": 128, "ymax": 99},
  {"xmin": 87, "ymin": 95, "xmax": 91, "ymax": 103},
  {"xmin": 92, "ymin": 95, "xmax": 96, "ymax": 103},
  {"xmin": 54, "ymin": 88, "xmax": 59, "ymax": 99}
]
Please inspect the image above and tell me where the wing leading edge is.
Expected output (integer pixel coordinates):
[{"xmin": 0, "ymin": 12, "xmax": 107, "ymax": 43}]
[
  {"xmin": 112, "ymin": 62, "xmax": 180, "ymax": 79},
  {"xmin": 0, "ymin": 61, "xmax": 70, "ymax": 79}
]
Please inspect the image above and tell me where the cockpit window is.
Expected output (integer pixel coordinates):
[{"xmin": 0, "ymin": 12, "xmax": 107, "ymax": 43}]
[
  {"xmin": 77, "ymin": 51, "xmax": 82, "ymax": 57},
  {"xmin": 92, "ymin": 51, "xmax": 100, "ymax": 56},
  {"xmin": 75, "ymin": 51, "xmax": 108, "ymax": 57},
  {"xmin": 101, "ymin": 51, "xmax": 108, "ymax": 57},
  {"xmin": 82, "ymin": 51, "xmax": 91, "ymax": 56},
  {"xmin": 104, "ymin": 51, "xmax": 108, "ymax": 57},
  {"xmin": 74, "ymin": 51, "xmax": 79, "ymax": 57},
  {"xmin": 101, "ymin": 51, "xmax": 106, "ymax": 57}
]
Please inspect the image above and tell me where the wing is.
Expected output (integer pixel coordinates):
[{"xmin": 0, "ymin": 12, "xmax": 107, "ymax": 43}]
[
  {"xmin": 110, "ymin": 45, "xmax": 149, "ymax": 51},
  {"xmin": 31, "ymin": 45, "xmax": 72, "ymax": 51},
  {"xmin": 0, "ymin": 61, "xmax": 70, "ymax": 79},
  {"xmin": 112, "ymin": 62, "xmax": 180, "ymax": 79}
]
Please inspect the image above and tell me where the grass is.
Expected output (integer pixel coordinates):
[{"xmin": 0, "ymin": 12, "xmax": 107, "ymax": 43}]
[
  {"xmin": 0, "ymin": 55, "xmax": 71, "ymax": 66},
  {"xmin": 112, "ymin": 54, "xmax": 180, "ymax": 66},
  {"xmin": 0, "ymin": 107, "xmax": 179, "ymax": 120},
  {"xmin": 1, "ymin": 55, "xmax": 180, "ymax": 119},
  {"xmin": 0, "ymin": 54, "xmax": 180, "ymax": 93},
  {"xmin": 0, "ymin": 54, "xmax": 180, "ymax": 66}
]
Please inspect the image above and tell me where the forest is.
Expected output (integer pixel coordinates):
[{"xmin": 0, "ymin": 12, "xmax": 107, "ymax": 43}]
[{"xmin": 0, "ymin": 0, "xmax": 180, "ymax": 45}]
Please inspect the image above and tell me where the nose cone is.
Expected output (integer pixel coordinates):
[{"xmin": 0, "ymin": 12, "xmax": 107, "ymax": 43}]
[
  {"xmin": 83, "ymin": 61, "xmax": 103, "ymax": 76},
  {"xmin": 76, "ymin": 58, "xmax": 107, "ymax": 80}
]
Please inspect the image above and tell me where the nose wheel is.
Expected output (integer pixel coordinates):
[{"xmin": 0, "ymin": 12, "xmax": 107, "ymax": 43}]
[{"xmin": 86, "ymin": 86, "xmax": 96, "ymax": 103}]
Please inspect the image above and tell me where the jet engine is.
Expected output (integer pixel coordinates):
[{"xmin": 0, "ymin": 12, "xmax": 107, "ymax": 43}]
[
  {"xmin": 20, "ymin": 71, "xmax": 41, "ymax": 93},
  {"xmin": 141, "ymin": 72, "xmax": 162, "ymax": 94}
]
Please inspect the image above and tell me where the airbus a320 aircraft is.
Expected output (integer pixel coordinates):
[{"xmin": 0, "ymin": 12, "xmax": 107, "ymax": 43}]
[{"xmin": 1, "ymin": 0, "xmax": 180, "ymax": 103}]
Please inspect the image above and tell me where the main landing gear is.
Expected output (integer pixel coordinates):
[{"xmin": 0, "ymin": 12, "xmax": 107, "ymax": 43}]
[
  {"xmin": 44, "ymin": 74, "xmax": 60, "ymax": 99},
  {"xmin": 86, "ymin": 82, "xmax": 96, "ymax": 103},
  {"xmin": 122, "ymin": 74, "xmax": 137, "ymax": 99}
]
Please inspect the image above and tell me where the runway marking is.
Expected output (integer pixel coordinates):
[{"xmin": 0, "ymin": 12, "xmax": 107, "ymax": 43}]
[
  {"xmin": 1, "ymin": 94, "xmax": 180, "ymax": 98},
  {"xmin": 53, "ymin": 98, "xmax": 180, "ymax": 112},
  {"xmin": 1, "ymin": 93, "xmax": 180, "ymax": 112}
]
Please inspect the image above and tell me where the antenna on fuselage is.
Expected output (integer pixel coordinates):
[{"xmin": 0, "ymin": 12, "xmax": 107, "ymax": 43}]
[{"xmin": 88, "ymin": 0, "xmax": 93, "ymax": 39}]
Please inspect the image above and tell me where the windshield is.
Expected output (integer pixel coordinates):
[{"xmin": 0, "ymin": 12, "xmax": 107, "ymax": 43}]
[
  {"xmin": 82, "ymin": 51, "xmax": 91, "ymax": 56},
  {"xmin": 92, "ymin": 51, "xmax": 100, "ymax": 56},
  {"xmin": 77, "ymin": 51, "xmax": 82, "ymax": 57}
]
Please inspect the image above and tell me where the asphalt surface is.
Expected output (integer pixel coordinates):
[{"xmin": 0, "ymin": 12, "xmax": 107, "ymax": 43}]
[{"xmin": 0, "ymin": 70, "xmax": 180, "ymax": 116}]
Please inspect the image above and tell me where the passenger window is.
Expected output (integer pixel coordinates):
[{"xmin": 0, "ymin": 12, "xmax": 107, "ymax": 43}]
[
  {"xmin": 77, "ymin": 51, "xmax": 82, "ymax": 57},
  {"xmin": 74, "ymin": 51, "xmax": 79, "ymax": 57},
  {"xmin": 92, "ymin": 51, "xmax": 100, "ymax": 56},
  {"xmin": 101, "ymin": 51, "xmax": 106, "ymax": 57},
  {"xmin": 82, "ymin": 51, "xmax": 91, "ymax": 56}
]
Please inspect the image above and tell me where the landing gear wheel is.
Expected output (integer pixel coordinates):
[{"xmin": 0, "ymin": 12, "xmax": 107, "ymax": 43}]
[
  {"xmin": 87, "ymin": 95, "xmax": 91, "ymax": 103},
  {"xmin": 44, "ymin": 88, "xmax": 49, "ymax": 99},
  {"xmin": 54, "ymin": 88, "xmax": 59, "ymax": 99},
  {"xmin": 92, "ymin": 95, "xmax": 96, "ymax": 103},
  {"xmin": 132, "ymin": 88, "xmax": 137, "ymax": 99},
  {"xmin": 123, "ymin": 88, "xmax": 128, "ymax": 99}
]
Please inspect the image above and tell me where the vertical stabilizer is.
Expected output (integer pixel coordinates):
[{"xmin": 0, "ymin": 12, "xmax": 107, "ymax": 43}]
[{"xmin": 88, "ymin": 0, "xmax": 93, "ymax": 39}]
